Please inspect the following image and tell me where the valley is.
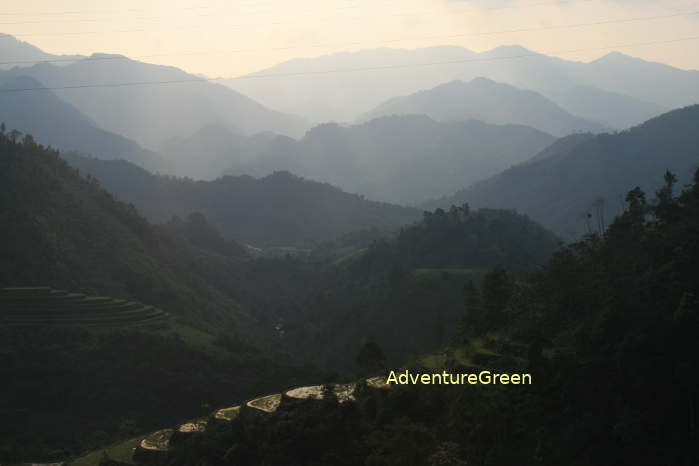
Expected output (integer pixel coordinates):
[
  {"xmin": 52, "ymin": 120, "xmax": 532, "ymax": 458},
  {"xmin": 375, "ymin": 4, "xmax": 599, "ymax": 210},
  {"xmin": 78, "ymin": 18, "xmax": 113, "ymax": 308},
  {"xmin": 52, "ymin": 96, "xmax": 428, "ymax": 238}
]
[{"xmin": 1, "ymin": 7, "xmax": 698, "ymax": 464}]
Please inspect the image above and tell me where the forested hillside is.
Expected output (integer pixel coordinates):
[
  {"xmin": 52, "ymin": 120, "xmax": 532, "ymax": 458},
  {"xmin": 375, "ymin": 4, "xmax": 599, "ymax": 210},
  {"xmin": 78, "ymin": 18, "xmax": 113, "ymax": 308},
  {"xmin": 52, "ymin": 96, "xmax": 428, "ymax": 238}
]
[
  {"xmin": 164, "ymin": 169, "xmax": 699, "ymax": 466},
  {"xmin": 431, "ymin": 105, "xmax": 699, "ymax": 239},
  {"xmin": 272, "ymin": 205, "xmax": 560, "ymax": 370},
  {"xmin": 0, "ymin": 128, "xmax": 324, "ymax": 463},
  {"xmin": 62, "ymin": 153, "xmax": 421, "ymax": 247},
  {"xmin": 0, "ymin": 128, "xmax": 249, "ymax": 329}
]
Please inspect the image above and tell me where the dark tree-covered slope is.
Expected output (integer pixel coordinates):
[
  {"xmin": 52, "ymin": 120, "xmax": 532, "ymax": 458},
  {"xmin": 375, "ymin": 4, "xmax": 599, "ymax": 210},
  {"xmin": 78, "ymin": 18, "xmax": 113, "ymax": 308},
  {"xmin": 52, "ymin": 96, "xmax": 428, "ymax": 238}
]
[
  {"xmin": 431, "ymin": 105, "xmax": 699, "ymax": 239},
  {"xmin": 0, "ymin": 128, "xmax": 254, "ymax": 330},
  {"xmin": 62, "ymin": 153, "xmax": 421, "ymax": 247},
  {"xmin": 165, "ymin": 170, "xmax": 699, "ymax": 466},
  {"xmin": 0, "ymin": 130, "xmax": 324, "ymax": 464},
  {"xmin": 273, "ymin": 205, "xmax": 560, "ymax": 370}
]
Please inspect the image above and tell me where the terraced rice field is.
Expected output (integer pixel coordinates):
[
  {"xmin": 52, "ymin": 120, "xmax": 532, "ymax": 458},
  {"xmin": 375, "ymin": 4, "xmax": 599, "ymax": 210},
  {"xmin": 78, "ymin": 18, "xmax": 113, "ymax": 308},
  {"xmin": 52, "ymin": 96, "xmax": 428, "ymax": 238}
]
[
  {"xmin": 139, "ymin": 429, "xmax": 174, "ymax": 452},
  {"xmin": 78, "ymin": 378, "xmax": 386, "ymax": 465},
  {"xmin": 0, "ymin": 287, "xmax": 169, "ymax": 327},
  {"xmin": 285, "ymin": 384, "xmax": 357, "ymax": 403},
  {"xmin": 247, "ymin": 394, "xmax": 282, "ymax": 413},
  {"xmin": 214, "ymin": 405, "xmax": 240, "ymax": 421},
  {"xmin": 178, "ymin": 418, "xmax": 208, "ymax": 433},
  {"xmin": 286, "ymin": 385, "xmax": 325, "ymax": 400}
]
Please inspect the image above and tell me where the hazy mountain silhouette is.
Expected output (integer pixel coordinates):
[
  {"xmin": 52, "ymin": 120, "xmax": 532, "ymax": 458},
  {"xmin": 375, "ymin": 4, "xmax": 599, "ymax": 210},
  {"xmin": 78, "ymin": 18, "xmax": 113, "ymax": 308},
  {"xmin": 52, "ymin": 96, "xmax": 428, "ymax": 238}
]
[
  {"xmin": 546, "ymin": 85, "xmax": 668, "ymax": 129},
  {"xmin": 428, "ymin": 106, "xmax": 699, "ymax": 239},
  {"xmin": 0, "ymin": 40, "xmax": 308, "ymax": 148},
  {"xmin": 360, "ymin": 78, "xmax": 608, "ymax": 136},
  {"xmin": 583, "ymin": 52, "xmax": 699, "ymax": 110},
  {"xmin": 227, "ymin": 115, "xmax": 555, "ymax": 205},
  {"xmin": 61, "ymin": 153, "xmax": 421, "ymax": 247},
  {"xmin": 158, "ymin": 125, "xmax": 279, "ymax": 180},
  {"xmin": 223, "ymin": 45, "xmax": 698, "ymax": 123},
  {"xmin": 0, "ymin": 76, "xmax": 169, "ymax": 172},
  {"xmin": 224, "ymin": 46, "xmax": 479, "ymax": 123},
  {"xmin": 0, "ymin": 33, "xmax": 83, "ymax": 69}
]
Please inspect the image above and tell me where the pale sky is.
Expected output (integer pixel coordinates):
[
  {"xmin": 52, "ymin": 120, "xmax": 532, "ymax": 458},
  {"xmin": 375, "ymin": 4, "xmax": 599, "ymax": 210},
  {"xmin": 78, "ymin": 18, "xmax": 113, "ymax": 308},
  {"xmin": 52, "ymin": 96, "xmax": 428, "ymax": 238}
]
[{"xmin": 3, "ymin": 0, "xmax": 699, "ymax": 76}]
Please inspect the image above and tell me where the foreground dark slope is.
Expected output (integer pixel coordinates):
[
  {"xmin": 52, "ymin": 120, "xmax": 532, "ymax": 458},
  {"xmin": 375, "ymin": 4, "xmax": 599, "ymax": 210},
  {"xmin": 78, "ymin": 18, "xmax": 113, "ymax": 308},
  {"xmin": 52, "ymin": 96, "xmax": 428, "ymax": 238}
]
[
  {"xmin": 0, "ymin": 128, "xmax": 253, "ymax": 329},
  {"xmin": 0, "ymin": 76, "xmax": 169, "ymax": 172},
  {"xmin": 166, "ymin": 171, "xmax": 699, "ymax": 466},
  {"xmin": 432, "ymin": 105, "xmax": 699, "ymax": 239},
  {"xmin": 63, "ymin": 153, "xmax": 421, "ymax": 247},
  {"xmin": 0, "ymin": 130, "xmax": 322, "ymax": 463},
  {"xmin": 274, "ymin": 205, "xmax": 560, "ymax": 370},
  {"xmin": 228, "ymin": 115, "xmax": 554, "ymax": 205}
]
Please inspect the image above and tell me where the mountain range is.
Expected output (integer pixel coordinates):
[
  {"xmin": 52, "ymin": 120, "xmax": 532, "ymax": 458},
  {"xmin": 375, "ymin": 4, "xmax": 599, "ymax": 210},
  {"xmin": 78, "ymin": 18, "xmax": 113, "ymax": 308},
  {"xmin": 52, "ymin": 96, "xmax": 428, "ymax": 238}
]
[
  {"xmin": 157, "ymin": 125, "xmax": 278, "ymax": 180},
  {"xmin": 226, "ymin": 114, "xmax": 555, "ymax": 205},
  {"xmin": 61, "ymin": 153, "xmax": 421, "ymax": 247},
  {"xmin": 0, "ymin": 33, "xmax": 83, "ymax": 69},
  {"xmin": 223, "ymin": 45, "xmax": 696, "ymax": 125},
  {"xmin": 0, "ymin": 50, "xmax": 308, "ymax": 149},
  {"xmin": 360, "ymin": 78, "xmax": 608, "ymax": 137},
  {"xmin": 429, "ymin": 105, "xmax": 699, "ymax": 239},
  {"xmin": 0, "ymin": 76, "xmax": 169, "ymax": 172}
]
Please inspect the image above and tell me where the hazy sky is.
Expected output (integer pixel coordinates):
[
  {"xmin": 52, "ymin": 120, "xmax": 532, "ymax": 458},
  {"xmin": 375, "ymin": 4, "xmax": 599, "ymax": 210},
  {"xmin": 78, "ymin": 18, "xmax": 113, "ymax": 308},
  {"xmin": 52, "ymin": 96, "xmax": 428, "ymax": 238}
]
[{"xmin": 3, "ymin": 0, "xmax": 699, "ymax": 76}]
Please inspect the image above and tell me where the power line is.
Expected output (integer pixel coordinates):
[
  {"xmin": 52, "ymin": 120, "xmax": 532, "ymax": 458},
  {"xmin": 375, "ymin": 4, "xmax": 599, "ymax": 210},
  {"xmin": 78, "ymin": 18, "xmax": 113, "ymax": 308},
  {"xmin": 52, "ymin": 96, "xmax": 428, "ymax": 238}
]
[
  {"xmin": 2, "ymin": 7, "xmax": 697, "ymax": 68},
  {"xmin": 1, "ymin": 35, "xmax": 696, "ymax": 93},
  {"xmin": 0, "ymin": 0, "xmax": 304, "ymax": 16},
  {"xmin": 1, "ymin": 0, "xmax": 606, "ymax": 35},
  {"xmin": 0, "ymin": 0, "xmax": 595, "ymax": 25},
  {"xmin": 0, "ymin": 0, "xmax": 368, "ymax": 24}
]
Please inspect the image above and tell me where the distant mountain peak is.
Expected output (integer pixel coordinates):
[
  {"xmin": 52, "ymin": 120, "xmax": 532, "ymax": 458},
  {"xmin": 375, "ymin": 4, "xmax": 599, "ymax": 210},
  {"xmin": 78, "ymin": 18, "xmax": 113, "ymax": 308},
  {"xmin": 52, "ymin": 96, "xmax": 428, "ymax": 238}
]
[
  {"xmin": 362, "ymin": 76, "xmax": 607, "ymax": 137},
  {"xmin": 487, "ymin": 45, "xmax": 537, "ymax": 56},
  {"xmin": 592, "ymin": 51, "xmax": 643, "ymax": 65},
  {"xmin": 469, "ymin": 76, "xmax": 500, "ymax": 86},
  {"xmin": 88, "ymin": 53, "xmax": 128, "ymax": 60}
]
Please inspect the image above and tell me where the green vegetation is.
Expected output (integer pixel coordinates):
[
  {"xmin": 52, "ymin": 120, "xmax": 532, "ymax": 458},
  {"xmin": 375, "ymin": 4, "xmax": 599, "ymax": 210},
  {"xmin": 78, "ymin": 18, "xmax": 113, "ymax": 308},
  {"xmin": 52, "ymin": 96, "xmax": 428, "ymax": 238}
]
[
  {"xmin": 161, "ymin": 170, "xmax": 699, "ymax": 465},
  {"xmin": 4, "ymin": 104, "xmax": 698, "ymax": 466},
  {"xmin": 0, "ymin": 128, "xmax": 323, "ymax": 464},
  {"xmin": 139, "ymin": 430, "xmax": 173, "ymax": 452},
  {"xmin": 273, "ymin": 203, "xmax": 559, "ymax": 370}
]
